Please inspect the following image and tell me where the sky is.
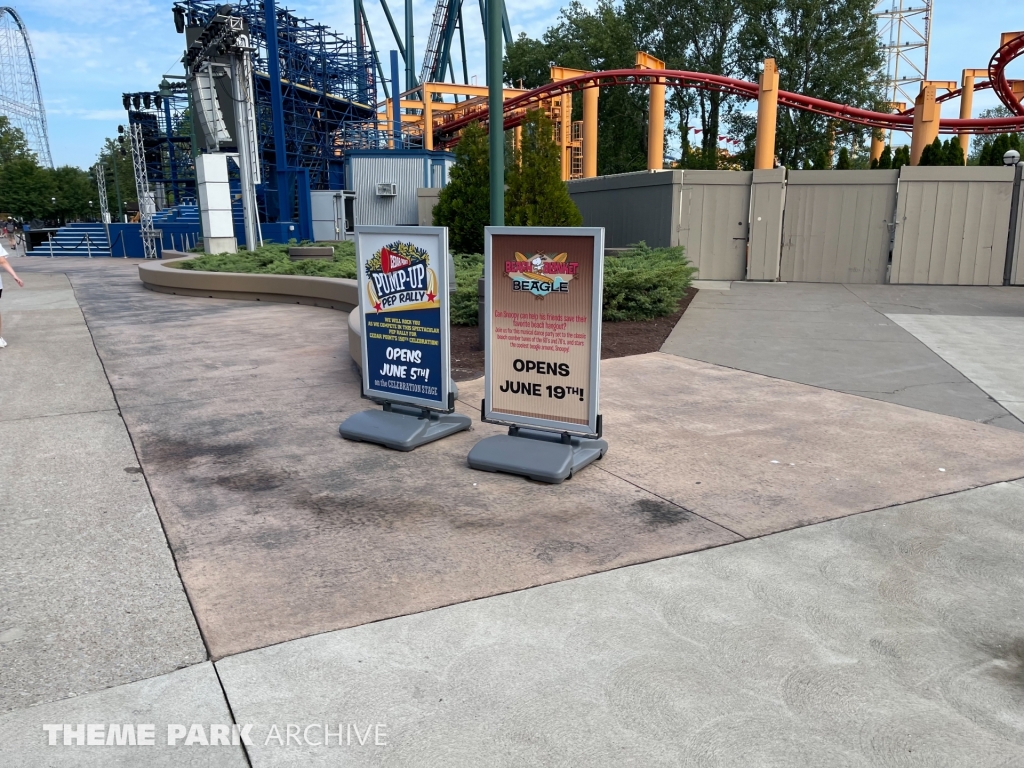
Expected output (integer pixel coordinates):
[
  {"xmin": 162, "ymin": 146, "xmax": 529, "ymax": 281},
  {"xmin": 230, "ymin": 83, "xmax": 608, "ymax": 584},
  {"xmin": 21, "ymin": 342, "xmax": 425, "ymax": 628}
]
[{"xmin": 7, "ymin": 0, "xmax": 1023, "ymax": 169}]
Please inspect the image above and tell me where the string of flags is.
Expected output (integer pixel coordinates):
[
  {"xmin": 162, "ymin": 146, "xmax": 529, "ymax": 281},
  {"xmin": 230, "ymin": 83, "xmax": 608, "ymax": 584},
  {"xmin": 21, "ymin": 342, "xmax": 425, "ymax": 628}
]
[{"xmin": 688, "ymin": 127, "xmax": 742, "ymax": 145}]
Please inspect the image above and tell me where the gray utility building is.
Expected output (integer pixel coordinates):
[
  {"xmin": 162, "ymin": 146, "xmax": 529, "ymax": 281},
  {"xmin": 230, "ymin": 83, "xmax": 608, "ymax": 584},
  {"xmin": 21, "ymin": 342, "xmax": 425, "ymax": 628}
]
[{"xmin": 344, "ymin": 149, "xmax": 454, "ymax": 228}]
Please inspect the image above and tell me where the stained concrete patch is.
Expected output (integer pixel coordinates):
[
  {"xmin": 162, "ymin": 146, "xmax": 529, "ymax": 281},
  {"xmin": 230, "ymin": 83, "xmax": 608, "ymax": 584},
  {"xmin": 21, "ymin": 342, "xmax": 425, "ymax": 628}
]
[
  {"xmin": 0, "ymin": 409, "xmax": 207, "ymax": 713},
  {"xmin": 584, "ymin": 353, "xmax": 1024, "ymax": 537},
  {"xmin": 122, "ymin": 383, "xmax": 738, "ymax": 659},
  {"xmin": 887, "ymin": 314, "xmax": 1024, "ymax": 422},
  {"xmin": 0, "ymin": 663, "xmax": 247, "ymax": 767},
  {"xmin": 216, "ymin": 482, "xmax": 1024, "ymax": 767}
]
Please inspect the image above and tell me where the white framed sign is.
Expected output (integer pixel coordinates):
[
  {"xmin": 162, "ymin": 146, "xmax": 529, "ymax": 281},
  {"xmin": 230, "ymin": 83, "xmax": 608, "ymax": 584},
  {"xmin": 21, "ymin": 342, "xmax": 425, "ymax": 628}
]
[
  {"xmin": 355, "ymin": 225, "xmax": 452, "ymax": 411},
  {"xmin": 483, "ymin": 226, "xmax": 605, "ymax": 436}
]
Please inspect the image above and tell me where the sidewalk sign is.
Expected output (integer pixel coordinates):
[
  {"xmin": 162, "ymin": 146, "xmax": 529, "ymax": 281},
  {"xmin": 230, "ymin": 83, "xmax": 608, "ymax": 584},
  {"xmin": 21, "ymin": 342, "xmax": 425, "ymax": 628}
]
[
  {"xmin": 339, "ymin": 225, "xmax": 470, "ymax": 451},
  {"xmin": 467, "ymin": 226, "xmax": 608, "ymax": 483}
]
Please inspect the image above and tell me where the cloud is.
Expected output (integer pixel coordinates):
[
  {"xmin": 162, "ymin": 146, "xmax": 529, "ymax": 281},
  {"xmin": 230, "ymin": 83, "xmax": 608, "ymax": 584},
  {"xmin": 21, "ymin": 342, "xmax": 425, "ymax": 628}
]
[{"xmin": 48, "ymin": 108, "xmax": 127, "ymax": 121}]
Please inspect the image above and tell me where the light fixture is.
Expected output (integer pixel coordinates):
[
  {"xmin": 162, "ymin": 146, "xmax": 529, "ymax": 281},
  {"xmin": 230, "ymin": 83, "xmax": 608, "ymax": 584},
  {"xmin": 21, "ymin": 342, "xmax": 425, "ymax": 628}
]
[{"xmin": 1004, "ymin": 149, "xmax": 1022, "ymax": 166}]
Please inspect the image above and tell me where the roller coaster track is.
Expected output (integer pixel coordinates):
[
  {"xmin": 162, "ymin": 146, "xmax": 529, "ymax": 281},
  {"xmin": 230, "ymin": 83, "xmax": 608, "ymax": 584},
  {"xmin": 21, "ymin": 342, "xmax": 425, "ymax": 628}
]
[{"xmin": 433, "ymin": 33, "xmax": 1024, "ymax": 146}]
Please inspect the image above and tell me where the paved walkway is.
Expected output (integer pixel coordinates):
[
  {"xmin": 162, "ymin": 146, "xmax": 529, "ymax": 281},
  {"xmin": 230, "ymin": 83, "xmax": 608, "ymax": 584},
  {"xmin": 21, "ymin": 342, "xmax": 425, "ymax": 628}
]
[
  {"xmin": 3, "ymin": 259, "xmax": 1024, "ymax": 766},
  {"xmin": 666, "ymin": 282, "xmax": 1024, "ymax": 431}
]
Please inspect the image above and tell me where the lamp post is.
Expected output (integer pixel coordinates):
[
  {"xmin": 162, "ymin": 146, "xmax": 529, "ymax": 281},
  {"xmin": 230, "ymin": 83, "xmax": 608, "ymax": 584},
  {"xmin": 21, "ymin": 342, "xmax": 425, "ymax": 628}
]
[
  {"xmin": 487, "ymin": 0, "xmax": 504, "ymax": 225},
  {"xmin": 1003, "ymin": 149, "xmax": 1023, "ymax": 285},
  {"xmin": 51, "ymin": 197, "xmax": 57, "ymax": 226}
]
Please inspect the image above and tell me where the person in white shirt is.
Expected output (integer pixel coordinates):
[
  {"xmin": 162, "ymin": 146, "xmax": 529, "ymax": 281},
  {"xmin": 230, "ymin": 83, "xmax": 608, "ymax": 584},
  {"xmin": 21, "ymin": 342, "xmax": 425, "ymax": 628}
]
[{"xmin": 0, "ymin": 242, "xmax": 24, "ymax": 348}]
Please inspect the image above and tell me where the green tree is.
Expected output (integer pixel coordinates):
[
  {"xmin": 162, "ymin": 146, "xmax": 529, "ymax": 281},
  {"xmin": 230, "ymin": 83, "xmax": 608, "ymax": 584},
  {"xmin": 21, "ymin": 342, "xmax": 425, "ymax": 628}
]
[
  {"xmin": 96, "ymin": 136, "xmax": 137, "ymax": 220},
  {"xmin": 979, "ymin": 133, "xmax": 1022, "ymax": 166},
  {"xmin": 942, "ymin": 137, "xmax": 965, "ymax": 167},
  {"xmin": 892, "ymin": 145, "xmax": 909, "ymax": 169},
  {"xmin": 876, "ymin": 144, "xmax": 892, "ymax": 169},
  {"xmin": 919, "ymin": 136, "xmax": 943, "ymax": 166},
  {"xmin": 51, "ymin": 165, "xmax": 97, "ymax": 223},
  {"xmin": 835, "ymin": 146, "xmax": 851, "ymax": 169},
  {"xmin": 505, "ymin": 109, "xmax": 584, "ymax": 227},
  {"xmin": 0, "ymin": 158, "xmax": 54, "ymax": 220},
  {"xmin": 504, "ymin": 33, "xmax": 553, "ymax": 89},
  {"xmin": 732, "ymin": 0, "xmax": 885, "ymax": 169},
  {"xmin": 0, "ymin": 116, "xmax": 34, "ymax": 167},
  {"xmin": 433, "ymin": 121, "xmax": 490, "ymax": 253},
  {"xmin": 970, "ymin": 107, "xmax": 1023, "ymax": 164},
  {"xmin": 518, "ymin": 0, "xmax": 648, "ymax": 175},
  {"xmin": 629, "ymin": 0, "xmax": 742, "ymax": 169}
]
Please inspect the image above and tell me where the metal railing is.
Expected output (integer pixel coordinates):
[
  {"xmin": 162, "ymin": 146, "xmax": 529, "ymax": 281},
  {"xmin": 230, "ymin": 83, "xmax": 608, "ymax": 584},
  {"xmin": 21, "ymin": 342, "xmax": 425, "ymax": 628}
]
[{"xmin": 42, "ymin": 232, "xmax": 106, "ymax": 258}]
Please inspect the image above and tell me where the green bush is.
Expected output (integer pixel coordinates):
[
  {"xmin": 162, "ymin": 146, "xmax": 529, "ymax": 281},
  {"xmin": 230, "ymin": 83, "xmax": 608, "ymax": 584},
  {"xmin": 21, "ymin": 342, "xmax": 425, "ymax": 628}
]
[
  {"xmin": 178, "ymin": 240, "xmax": 694, "ymax": 326},
  {"xmin": 450, "ymin": 252, "xmax": 483, "ymax": 326},
  {"xmin": 602, "ymin": 242, "xmax": 696, "ymax": 322},
  {"xmin": 178, "ymin": 240, "xmax": 357, "ymax": 279}
]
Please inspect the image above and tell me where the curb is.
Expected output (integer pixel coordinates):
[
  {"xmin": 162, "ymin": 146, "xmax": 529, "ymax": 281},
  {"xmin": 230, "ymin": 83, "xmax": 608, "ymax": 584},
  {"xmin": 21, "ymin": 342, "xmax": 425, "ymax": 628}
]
[{"xmin": 138, "ymin": 250, "xmax": 364, "ymax": 367}]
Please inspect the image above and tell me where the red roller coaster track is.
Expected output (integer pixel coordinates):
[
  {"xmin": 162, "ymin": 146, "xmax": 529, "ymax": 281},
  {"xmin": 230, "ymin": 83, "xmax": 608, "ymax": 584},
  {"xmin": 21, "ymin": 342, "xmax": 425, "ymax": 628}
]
[{"xmin": 433, "ymin": 33, "xmax": 1024, "ymax": 147}]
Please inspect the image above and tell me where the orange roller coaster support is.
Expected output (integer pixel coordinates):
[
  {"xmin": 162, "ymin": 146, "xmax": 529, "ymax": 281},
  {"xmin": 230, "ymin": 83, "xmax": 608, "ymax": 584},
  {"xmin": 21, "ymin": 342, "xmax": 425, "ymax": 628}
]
[
  {"xmin": 870, "ymin": 134, "xmax": 885, "ymax": 163},
  {"xmin": 583, "ymin": 86, "xmax": 598, "ymax": 177},
  {"xmin": 910, "ymin": 82, "xmax": 955, "ymax": 165},
  {"xmin": 960, "ymin": 69, "xmax": 989, "ymax": 163},
  {"xmin": 910, "ymin": 83, "xmax": 938, "ymax": 165},
  {"xmin": 754, "ymin": 59, "xmax": 779, "ymax": 170},
  {"xmin": 637, "ymin": 53, "xmax": 666, "ymax": 170},
  {"xmin": 550, "ymin": 66, "xmax": 589, "ymax": 181}
]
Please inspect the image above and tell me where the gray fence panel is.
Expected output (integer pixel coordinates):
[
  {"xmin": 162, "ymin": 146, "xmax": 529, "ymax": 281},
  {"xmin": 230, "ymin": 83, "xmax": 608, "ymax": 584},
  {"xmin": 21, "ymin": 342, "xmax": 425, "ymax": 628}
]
[
  {"xmin": 891, "ymin": 166, "xmax": 1016, "ymax": 285},
  {"xmin": 780, "ymin": 170, "xmax": 898, "ymax": 284},
  {"xmin": 679, "ymin": 170, "xmax": 751, "ymax": 281},
  {"xmin": 568, "ymin": 170, "xmax": 682, "ymax": 249},
  {"xmin": 747, "ymin": 168, "xmax": 786, "ymax": 281}
]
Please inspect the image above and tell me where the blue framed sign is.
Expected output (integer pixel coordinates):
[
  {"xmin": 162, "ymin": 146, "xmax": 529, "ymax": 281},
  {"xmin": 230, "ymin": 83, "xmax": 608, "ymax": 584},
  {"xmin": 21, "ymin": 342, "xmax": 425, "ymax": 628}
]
[{"xmin": 355, "ymin": 225, "xmax": 452, "ymax": 411}]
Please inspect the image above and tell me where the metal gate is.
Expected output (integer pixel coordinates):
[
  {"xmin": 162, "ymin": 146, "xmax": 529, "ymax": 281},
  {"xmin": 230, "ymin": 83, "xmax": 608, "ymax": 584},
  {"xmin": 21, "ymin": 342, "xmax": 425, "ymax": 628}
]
[
  {"xmin": 747, "ymin": 168, "xmax": 787, "ymax": 281},
  {"xmin": 890, "ymin": 166, "xmax": 1016, "ymax": 285},
  {"xmin": 679, "ymin": 170, "xmax": 751, "ymax": 280},
  {"xmin": 780, "ymin": 170, "xmax": 898, "ymax": 284}
]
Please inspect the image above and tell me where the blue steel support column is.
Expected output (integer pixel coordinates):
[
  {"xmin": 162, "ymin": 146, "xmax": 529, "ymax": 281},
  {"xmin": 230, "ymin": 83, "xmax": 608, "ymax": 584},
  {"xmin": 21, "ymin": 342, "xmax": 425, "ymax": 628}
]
[
  {"xmin": 264, "ymin": 0, "xmax": 290, "ymax": 222},
  {"xmin": 487, "ymin": 0, "xmax": 503, "ymax": 225},
  {"xmin": 391, "ymin": 50, "xmax": 401, "ymax": 145},
  {"xmin": 162, "ymin": 96, "xmax": 180, "ymax": 205}
]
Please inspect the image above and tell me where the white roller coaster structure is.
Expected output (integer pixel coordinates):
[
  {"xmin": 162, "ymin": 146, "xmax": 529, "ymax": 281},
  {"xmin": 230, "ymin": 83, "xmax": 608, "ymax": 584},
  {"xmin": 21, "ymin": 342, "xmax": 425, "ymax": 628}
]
[{"xmin": 0, "ymin": 6, "xmax": 52, "ymax": 167}]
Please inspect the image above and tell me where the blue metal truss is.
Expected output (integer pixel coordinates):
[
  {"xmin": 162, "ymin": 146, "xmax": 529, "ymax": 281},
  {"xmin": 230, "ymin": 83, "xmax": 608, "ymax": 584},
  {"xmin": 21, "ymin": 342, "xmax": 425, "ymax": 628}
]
[
  {"xmin": 175, "ymin": 0, "xmax": 375, "ymax": 199},
  {"xmin": 122, "ymin": 84, "xmax": 195, "ymax": 207}
]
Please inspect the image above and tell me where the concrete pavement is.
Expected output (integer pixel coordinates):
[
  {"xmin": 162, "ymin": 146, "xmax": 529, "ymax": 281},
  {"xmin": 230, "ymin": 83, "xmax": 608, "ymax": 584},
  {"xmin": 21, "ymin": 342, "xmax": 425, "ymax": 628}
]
[
  {"xmin": 887, "ymin": 314, "xmax": 1024, "ymax": 422},
  {"xmin": 663, "ymin": 281, "xmax": 1024, "ymax": 431},
  {"xmin": 0, "ymin": 272, "xmax": 206, "ymax": 717},
  {"xmin": 217, "ymin": 480, "xmax": 1024, "ymax": 767},
  {"xmin": 4, "ymin": 259, "xmax": 1024, "ymax": 767}
]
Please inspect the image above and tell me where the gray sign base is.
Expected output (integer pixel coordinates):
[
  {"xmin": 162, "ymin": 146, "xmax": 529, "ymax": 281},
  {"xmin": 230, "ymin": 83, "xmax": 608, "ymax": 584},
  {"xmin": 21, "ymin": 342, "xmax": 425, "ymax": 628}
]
[
  {"xmin": 339, "ymin": 404, "xmax": 471, "ymax": 452},
  {"xmin": 467, "ymin": 428, "xmax": 608, "ymax": 484}
]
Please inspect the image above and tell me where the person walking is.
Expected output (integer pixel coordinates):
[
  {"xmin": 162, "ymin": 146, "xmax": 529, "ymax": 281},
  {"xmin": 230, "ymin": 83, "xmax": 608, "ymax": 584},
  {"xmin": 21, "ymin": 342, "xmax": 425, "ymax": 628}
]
[{"xmin": 0, "ymin": 241, "xmax": 24, "ymax": 348}]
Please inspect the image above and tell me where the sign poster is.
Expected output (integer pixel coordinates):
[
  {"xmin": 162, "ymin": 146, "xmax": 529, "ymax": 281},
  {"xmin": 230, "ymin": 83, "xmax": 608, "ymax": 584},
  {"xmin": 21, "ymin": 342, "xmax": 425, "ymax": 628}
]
[
  {"xmin": 356, "ymin": 225, "xmax": 451, "ymax": 411},
  {"xmin": 484, "ymin": 227, "xmax": 604, "ymax": 435}
]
